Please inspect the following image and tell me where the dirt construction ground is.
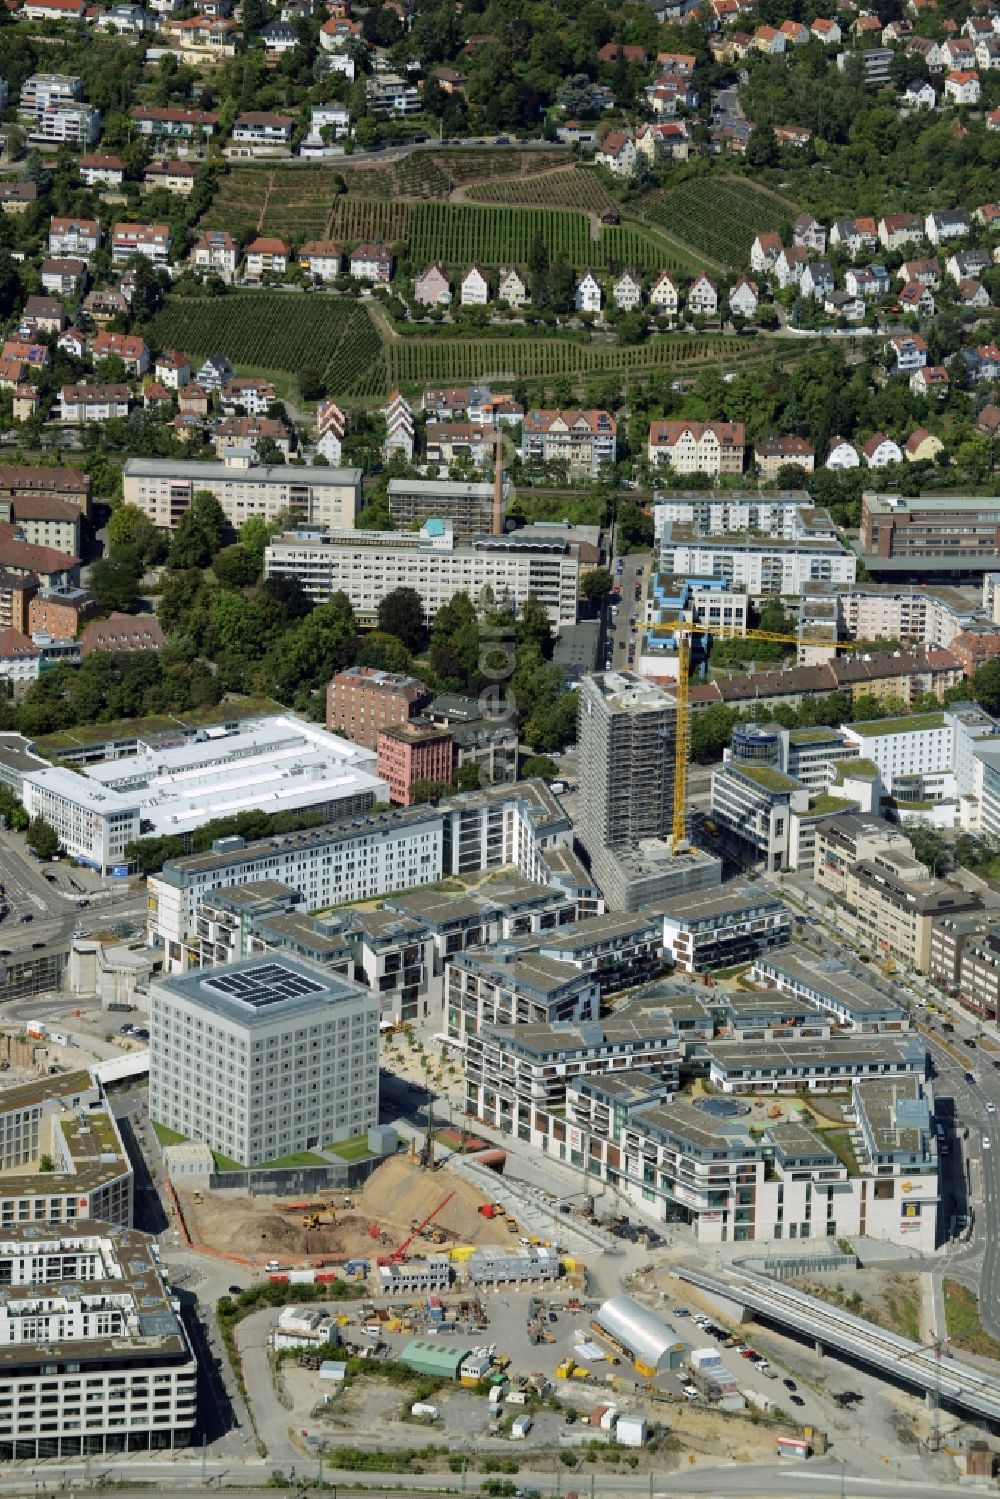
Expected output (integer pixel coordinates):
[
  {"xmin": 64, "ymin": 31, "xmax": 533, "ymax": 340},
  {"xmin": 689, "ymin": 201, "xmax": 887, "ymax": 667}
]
[{"xmin": 178, "ymin": 1155, "xmax": 502, "ymax": 1262}]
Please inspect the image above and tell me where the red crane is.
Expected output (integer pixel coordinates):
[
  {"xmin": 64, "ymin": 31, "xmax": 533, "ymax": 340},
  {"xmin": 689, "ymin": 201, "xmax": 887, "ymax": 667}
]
[{"xmin": 378, "ymin": 1190, "xmax": 457, "ymax": 1265}]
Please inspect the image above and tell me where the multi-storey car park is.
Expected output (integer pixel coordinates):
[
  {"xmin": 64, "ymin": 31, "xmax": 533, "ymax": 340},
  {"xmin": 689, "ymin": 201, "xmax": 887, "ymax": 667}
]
[{"xmin": 0, "ymin": 1222, "xmax": 197, "ymax": 1460}]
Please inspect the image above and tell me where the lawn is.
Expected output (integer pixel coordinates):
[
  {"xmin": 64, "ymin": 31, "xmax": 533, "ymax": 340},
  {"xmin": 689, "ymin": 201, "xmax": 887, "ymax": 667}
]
[
  {"xmin": 212, "ymin": 1150, "xmax": 245, "ymax": 1172},
  {"xmin": 257, "ymin": 1150, "xmax": 329, "ymax": 1168},
  {"xmin": 152, "ymin": 1121, "xmax": 187, "ymax": 1147},
  {"xmin": 34, "ymin": 696, "xmax": 283, "ymax": 755},
  {"xmin": 943, "ymin": 1280, "xmax": 1000, "ymax": 1360},
  {"xmin": 324, "ymin": 1134, "xmax": 373, "ymax": 1161}
]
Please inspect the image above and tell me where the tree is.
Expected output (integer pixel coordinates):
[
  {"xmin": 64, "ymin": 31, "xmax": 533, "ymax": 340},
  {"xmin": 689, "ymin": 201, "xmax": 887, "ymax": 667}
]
[
  {"xmin": 580, "ymin": 568, "xmax": 614, "ymax": 606},
  {"xmin": 453, "ymin": 760, "xmax": 485, "ymax": 792},
  {"xmin": 522, "ymin": 753, "xmax": 559, "ymax": 779},
  {"xmin": 969, "ymin": 660, "xmax": 1000, "ymax": 716},
  {"xmin": 407, "ymin": 778, "xmax": 452, "ymax": 805},
  {"xmin": 89, "ymin": 549, "xmax": 142, "ymax": 613},
  {"xmin": 168, "ymin": 491, "xmax": 228, "ymax": 570},
  {"xmin": 355, "ymin": 631, "xmax": 413, "ymax": 673},
  {"xmin": 26, "ymin": 816, "xmax": 59, "ymax": 860},
  {"xmin": 213, "ymin": 544, "xmax": 258, "ymax": 588},
  {"xmin": 299, "ymin": 365, "xmax": 325, "ymax": 401},
  {"xmin": 106, "ymin": 504, "xmax": 167, "ymax": 566},
  {"xmin": 905, "ymin": 817, "xmax": 951, "ymax": 877},
  {"xmin": 378, "ymin": 587, "xmax": 426, "ymax": 651}
]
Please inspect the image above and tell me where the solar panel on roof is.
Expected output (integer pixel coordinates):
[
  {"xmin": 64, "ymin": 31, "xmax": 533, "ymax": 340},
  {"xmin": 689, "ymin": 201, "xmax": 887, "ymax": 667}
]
[{"xmin": 204, "ymin": 962, "xmax": 325, "ymax": 1008}]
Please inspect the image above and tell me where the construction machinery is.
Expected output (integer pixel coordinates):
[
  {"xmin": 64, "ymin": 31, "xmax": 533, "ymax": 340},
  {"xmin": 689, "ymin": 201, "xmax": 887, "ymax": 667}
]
[
  {"xmin": 378, "ymin": 1190, "xmax": 457, "ymax": 1264},
  {"xmin": 638, "ymin": 620, "xmax": 864, "ymax": 850}
]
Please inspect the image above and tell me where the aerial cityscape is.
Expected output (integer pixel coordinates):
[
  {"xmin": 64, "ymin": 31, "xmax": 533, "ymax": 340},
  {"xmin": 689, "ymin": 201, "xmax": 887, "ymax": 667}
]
[{"xmin": 5, "ymin": 2, "xmax": 1000, "ymax": 1496}]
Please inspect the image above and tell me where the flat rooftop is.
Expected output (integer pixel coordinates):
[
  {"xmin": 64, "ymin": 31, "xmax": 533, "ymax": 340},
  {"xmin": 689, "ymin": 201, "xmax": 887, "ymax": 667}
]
[
  {"xmin": 0, "ymin": 1222, "xmax": 187, "ymax": 1370},
  {"xmin": 157, "ymin": 804, "xmax": 441, "ymax": 885},
  {"xmin": 631, "ymin": 1099, "xmax": 758, "ymax": 1155},
  {"xmin": 755, "ymin": 945, "xmax": 907, "ymax": 1017},
  {"xmin": 480, "ymin": 999, "xmax": 681, "ymax": 1058},
  {"xmin": 706, "ymin": 1035, "xmax": 925, "ymax": 1072},
  {"xmin": 155, "ymin": 955, "xmax": 370, "ymax": 1026},
  {"xmin": 849, "ymin": 714, "xmax": 946, "ymax": 737},
  {"xmin": 453, "ymin": 946, "xmax": 589, "ymax": 997},
  {"xmin": 766, "ymin": 1121, "xmax": 839, "ymax": 1162},
  {"xmin": 863, "ymin": 491, "xmax": 1000, "ymax": 515},
  {"xmin": 535, "ymin": 909, "xmax": 661, "ymax": 952},
  {"xmin": 656, "ymin": 882, "xmax": 785, "ymax": 924},
  {"xmin": 125, "ymin": 456, "xmax": 361, "ymax": 485},
  {"xmin": 853, "ymin": 1074, "xmax": 929, "ymax": 1155}
]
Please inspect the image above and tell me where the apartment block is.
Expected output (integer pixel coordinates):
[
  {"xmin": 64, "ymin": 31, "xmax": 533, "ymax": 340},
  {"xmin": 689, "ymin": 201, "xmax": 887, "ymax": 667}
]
[
  {"xmin": 377, "ymin": 721, "xmax": 454, "ymax": 805},
  {"xmin": 752, "ymin": 944, "xmax": 910, "ymax": 1031},
  {"xmin": 0, "ymin": 1223, "xmax": 197, "ymax": 1459},
  {"xmin": 264, "ymin": 520, "xmax": 580, "ymax": 627},
  {"xmin": 705, "ymin": 1034, "xmax": 925, "ymax": 1093},
  {"xmin": 123, "ymin": 454, "xmax": 362, "ymax": 532},
  {"xmin": 0, "ymin": 1071, "xmax": 133, "ymax": 1230},
  {"xmin": 659, "ymin": 528, "xmax": 856, "ymax": 594},
  {"xmin": 652, "ymin": 489, "xmax": 829, "ymax": 543},
  {"xmin": 445, "ymin": 944, "xmax": 599, "ymax": 1047},
  {"xmin": 659, "ymin": 884, "xmax": 791, "ymax": 972},
  {"xmin": 387, "ymin": 478, "xmax": 498, "ymax": 541},
  {"xmin": 521, "ymin": 410, "xmax": 618, "ymax": 477},
  {"xmin": 577, "ymin": 670, "xmax": 674, "ymax": 868},
  {"xmin": 464, "ymin": 996, "xmax": 683, "ymax": 1135},
  {"xmin": 147, "ymin": 806, "xmax": 444, "ymax": 966},
  {"xmin": 813, "ymin": 813, "xmax": 981, "ymax": 970},
  {"xmin": 149, "ymin": 955, "xmax": 379, "ymax": 1165},
  {"xmin": 326, "ymin": 665, "xmax": 432, "ymax": 749},
  {"xmin": 111, "ymin": 223, "xmax": 172, "ymax": 266},
  {"xmin": 647, "ymin": 420, "xmax": 745, "ymax": 475}
]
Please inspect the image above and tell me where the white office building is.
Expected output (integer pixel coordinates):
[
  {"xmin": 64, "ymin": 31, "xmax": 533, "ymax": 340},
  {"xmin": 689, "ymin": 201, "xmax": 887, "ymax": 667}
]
[
  {"xmin": 123, "ymin": 453, "xmax": 361, "ymax": 532},
  {"xmin": 147, "ymin": 805, "xmax": 444, "ymax": 966},
  {"xmin": 149, "ymin": 955, "xmax": 379, "ymax": 1165},
  {"xmin": 264, "ymin": 519, "xmax": 580, "ymax": 627},
  {"xmin": 0, "ymin": 1223, "xmax": 197, "ymax": 1459},
  {"xmin": 22, "ymin": 714, "xmax": 387, "ymax": 874}
]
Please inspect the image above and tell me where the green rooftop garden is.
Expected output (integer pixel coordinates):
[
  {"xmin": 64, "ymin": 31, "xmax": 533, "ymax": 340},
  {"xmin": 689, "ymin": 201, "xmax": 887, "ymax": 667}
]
[
  {"xmin": 152, "ymin": 1121, "xmax": 187, "ymax": 1147},
  {"xmin": 788, "ymin": 726, "xmax": 837, "ymax": 744},
  {"xmin": 834, "ymin": 757, "xmax": 879, "ymax": 780},
  {"xmin": 849, "ymin": 714, "xmax": 945, "ymax": 737},
  {"xmin": 808, "ymin": 794, "xmax": 858, "ymax": 816},
  {"xmin": 324, "ymin": 1134, "xmax": 374, "ymax": 1162},
  {"xmin": 735, "ymin": 764, "xmax": 800, "ymax": 792},
  {"xmin": 34, "ymin": 697, "xmax": 284, "ymax": 754}
]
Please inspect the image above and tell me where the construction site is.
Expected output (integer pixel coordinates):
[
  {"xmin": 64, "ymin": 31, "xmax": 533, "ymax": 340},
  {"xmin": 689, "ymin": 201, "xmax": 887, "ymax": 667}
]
[{"xmin": 177, "ymin": 1153, "xmax": 518, "ymax": 1263}]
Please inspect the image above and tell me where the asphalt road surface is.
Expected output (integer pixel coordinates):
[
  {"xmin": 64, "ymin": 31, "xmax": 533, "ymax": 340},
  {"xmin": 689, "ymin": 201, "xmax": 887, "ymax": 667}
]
[{"xmin": 0, "ymin": 1461, "xmax": 974, "ymax": 1498}]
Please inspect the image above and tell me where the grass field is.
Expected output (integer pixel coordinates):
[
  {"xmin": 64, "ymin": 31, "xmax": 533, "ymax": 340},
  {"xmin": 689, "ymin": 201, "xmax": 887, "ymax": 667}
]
[
  {"xmin": 642, "ymin": 176, "xmax": 798, "ymax": 270},
  {"xmin": 148, "ymin": 294, "xmax": 382, "ymax": 393},
  {"xmin": 944, "ymin": 1280, "xmax": 1000, "ymax": 1360}
]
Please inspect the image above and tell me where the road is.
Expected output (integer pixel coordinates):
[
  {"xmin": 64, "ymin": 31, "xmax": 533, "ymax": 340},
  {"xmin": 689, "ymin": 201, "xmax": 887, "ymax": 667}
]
[
  {"xmin": 605, "ymin": 551, "xmax": 652, "ymax": 671},
  {"xmin": 0, "ymin": 823, "xmax": 146, "ymax": 960},
  {"xmin": 0, "ymin": 1460, "xmax": 974, "ymax": 1498}
]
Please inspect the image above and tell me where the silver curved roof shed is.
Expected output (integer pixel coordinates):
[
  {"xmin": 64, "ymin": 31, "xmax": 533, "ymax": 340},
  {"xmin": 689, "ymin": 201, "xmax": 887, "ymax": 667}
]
[{"xmin": 594, "ymin": 1294, "xmax": 675, "ymax": 1374}]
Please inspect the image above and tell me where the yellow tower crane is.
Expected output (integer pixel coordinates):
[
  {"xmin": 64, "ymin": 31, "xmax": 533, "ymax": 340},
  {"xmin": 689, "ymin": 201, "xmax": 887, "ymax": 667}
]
[{"xmin": 639, "ymin": 620, "xmax": 865, "ymax": 850}]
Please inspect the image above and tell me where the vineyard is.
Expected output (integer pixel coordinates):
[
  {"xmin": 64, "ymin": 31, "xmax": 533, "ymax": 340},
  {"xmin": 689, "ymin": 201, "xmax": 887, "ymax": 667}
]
[
  {"xmin": 327, "ymin": 198, "xmax": 412, "ymax": 245},
  {"xmin": 403, "ymin": 203, "xmax": 672, "ymax": 271},
  {"xmin": 385, "ymin": 334, "xmax": 760, "ymax": 385},
  {"xmin": 200, "ymin": 151, "xmax": 568, "ymax": 242},
  {"xmin": 147, "ymin": 294, "xmax": 383, "ymax": 393},
  {"xmin": 466, "ymin": 167, "xmax": 618, "ymax": 212},
  {"xmin": 643, "ymin": 176, "xmax": 798, "ymax": 270}
]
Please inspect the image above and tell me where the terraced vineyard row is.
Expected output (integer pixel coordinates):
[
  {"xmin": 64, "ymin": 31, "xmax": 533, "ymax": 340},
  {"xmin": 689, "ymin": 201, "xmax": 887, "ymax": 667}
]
[
  {"xmin": 327, "ymin": 198, "xmax": 412, "ymax": 245},
  {"xmin": 644, "ymin": 177, "xmax": 796, "ymax": 270},
  {"xmin": 148, "ymin": 294, "xmax": 381, "ymax": 389},
  {"xmin": 467, "ymin": 168, "xmax": 617, "ymax": 212},
  {"xmin": 386, "ymin": 334, "xmax": 758, "ymax": 385}
]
